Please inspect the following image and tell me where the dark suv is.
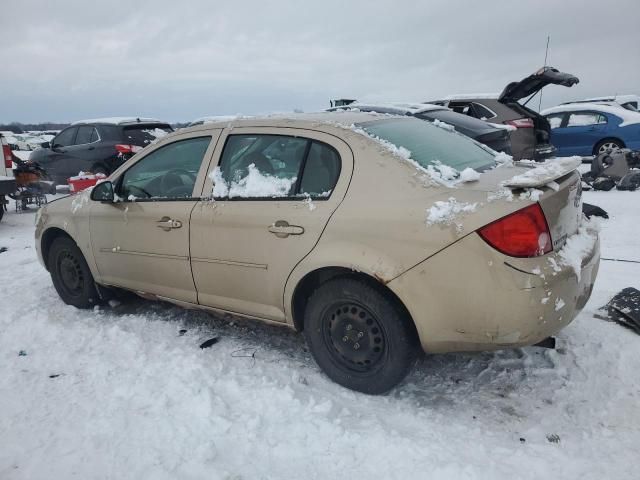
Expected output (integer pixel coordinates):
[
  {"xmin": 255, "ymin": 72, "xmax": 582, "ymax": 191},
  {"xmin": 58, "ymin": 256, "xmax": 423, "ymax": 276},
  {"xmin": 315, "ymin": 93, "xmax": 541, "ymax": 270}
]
[
  {"xmin": 30, "ymin": 117, "xmax": 173, "ymax": 185},
  {"xmin": 428, "ymin": 67, "xmax": 579, "ymax": 161}
]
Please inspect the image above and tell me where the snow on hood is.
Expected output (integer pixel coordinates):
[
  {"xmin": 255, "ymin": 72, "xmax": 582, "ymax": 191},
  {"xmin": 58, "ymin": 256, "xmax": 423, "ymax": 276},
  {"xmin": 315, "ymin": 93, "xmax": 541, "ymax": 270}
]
[
  {"xmin": 503, "ymin": 157, "xmax": 582, "ymax": 188},
  {"xmin": 541, "ymin": 103, "xmax": 640, "ymax": 127}
]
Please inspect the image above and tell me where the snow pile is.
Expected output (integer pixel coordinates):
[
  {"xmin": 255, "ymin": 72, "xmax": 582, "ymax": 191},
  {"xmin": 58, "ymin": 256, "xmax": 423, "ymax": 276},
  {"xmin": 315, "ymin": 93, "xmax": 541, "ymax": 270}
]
[
  {"xmin": 487, "ymin": 188, "xmax": 514, "ymax": 202},
  {"xmin": 504, "ymin": 157, "xmax": 582, "ymax": 188},
  {"xmin": 141, "ymin": 128, "xmax": 169, "ymax": 144},
  {"xmin": 432, "ymin": 119, "xmax": 455, "ymax": 131},
  {"xmin": 519, "ymin": 188, "xmax": 544, "ymax": 202},
  {"xmin": 553, "ymin": 220, "xmax": 599, "ymax": 281},
  {"xmin": 458, "ymin": 167, "xmax": 481, "ymax": 183},
  {"xmin": 426, "ymin": 197, "xmax": 478, "ymax": 232},
  {"xmin": 494, "ymin": 151, "xmax": 514, "ymax": 167},
  {"xmin": 211, "ymin": 165, "xmax": 296, "ymax": 198}
]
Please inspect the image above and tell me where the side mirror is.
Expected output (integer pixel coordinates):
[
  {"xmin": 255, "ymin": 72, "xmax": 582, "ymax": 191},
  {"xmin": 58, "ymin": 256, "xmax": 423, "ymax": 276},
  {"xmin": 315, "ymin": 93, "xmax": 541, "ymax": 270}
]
[
  {"xmin": 41, "ymin": 141, "xmax": 51, "ymax": 149},
  {"xmin": 90, "ymin": 181, "xmax": 115, "ymax": 202}
]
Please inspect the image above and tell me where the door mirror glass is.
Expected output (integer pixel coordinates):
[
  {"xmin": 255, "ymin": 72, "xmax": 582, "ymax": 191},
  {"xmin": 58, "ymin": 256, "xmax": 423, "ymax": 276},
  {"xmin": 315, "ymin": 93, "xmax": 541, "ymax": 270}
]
[{"xmin": 91, "ymin": 181, "xmax": 114, "ymax": 202}]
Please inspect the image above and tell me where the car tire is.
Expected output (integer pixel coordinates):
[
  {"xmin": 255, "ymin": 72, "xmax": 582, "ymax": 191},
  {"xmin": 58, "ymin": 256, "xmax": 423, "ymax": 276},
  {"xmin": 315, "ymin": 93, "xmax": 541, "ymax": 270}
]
[
  {"xmin": 594, "ymin": 138, "xmax": 624, "ymax": 156},
  {"xmin": 48, "ymin": 236, "xmax": 99, "ymax": 309},
  {"xmin": 303, "ymin": 277, "xmax": 418, "ymax": 394}
]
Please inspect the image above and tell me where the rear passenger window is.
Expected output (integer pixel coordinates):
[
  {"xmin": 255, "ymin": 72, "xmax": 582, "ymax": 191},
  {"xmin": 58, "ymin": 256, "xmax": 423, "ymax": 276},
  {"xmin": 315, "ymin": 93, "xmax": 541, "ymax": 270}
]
[
  {"xmin": 75, "ymin": 126, "xmax": 95, "ymax": 145},
  {"xmin": 567, "ymin": 113, "xmax": 607, "ymax": 127},
  {"xmin": 471, "ymin": 103, "xmax": 496, "ymax": 120},
  {"xmin": 213, "ymin": 134, "xmax": 340, "ymax": 199},
  {"xmin": 300, "ymin": 142, "xmax": 340, "ymax": 196}
]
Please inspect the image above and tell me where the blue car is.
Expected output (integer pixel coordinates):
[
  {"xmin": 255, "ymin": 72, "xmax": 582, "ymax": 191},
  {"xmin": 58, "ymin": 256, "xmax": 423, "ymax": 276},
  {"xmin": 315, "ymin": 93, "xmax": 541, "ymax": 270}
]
[{"xmin": 541, "ymin": 103, "xmax": 640, "ymax": 156}]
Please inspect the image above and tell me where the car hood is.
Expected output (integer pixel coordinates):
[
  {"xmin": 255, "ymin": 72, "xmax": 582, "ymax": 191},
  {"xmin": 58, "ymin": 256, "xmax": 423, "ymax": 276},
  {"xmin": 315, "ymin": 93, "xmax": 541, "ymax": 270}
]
[{"xmin": 498, "ymin": 66, "xmax": 579, "ymax": 103}]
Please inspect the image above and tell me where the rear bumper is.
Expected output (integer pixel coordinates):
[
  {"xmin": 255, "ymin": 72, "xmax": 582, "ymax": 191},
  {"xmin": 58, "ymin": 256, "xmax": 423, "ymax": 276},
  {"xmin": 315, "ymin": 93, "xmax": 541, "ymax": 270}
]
[{"xmin": 388, "ymin": 228, "xmax": 600, "ymax": 353}]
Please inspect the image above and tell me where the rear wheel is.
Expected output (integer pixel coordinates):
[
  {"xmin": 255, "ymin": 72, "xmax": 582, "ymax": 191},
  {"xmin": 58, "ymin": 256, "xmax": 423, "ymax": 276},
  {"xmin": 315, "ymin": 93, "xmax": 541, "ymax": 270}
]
[
  {"xmin": 594, "ymin": 138, "xmax": 624, "ymax": 155},
  {"xmin": 48, "ymin": 236, "xmax": 99, "ymax": 308},
  {"xmin": 303, "ymin": 278, "xmax": 418, "ymax": 394}
]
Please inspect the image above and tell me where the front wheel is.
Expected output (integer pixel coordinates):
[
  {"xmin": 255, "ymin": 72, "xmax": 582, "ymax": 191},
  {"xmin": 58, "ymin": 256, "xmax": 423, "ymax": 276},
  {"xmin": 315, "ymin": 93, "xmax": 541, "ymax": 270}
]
[
  {"xmin": 48, "ymin": 236, "xmax": 99, "ymax": 308},
  {"xmin": 303, "ymin": 278, "xmax": 418, "ymax": 394}
]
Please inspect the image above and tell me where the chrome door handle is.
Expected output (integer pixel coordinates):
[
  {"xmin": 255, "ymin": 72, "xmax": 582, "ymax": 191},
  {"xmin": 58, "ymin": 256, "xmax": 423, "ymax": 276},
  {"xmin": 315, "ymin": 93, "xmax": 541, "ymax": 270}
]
[
  {"xmin": 268, "ymin": 220, "xmax": 304, "ymax": 238},
  {"xmin": 156, "ymin": 216, "xmax": 182, "ymax": 231}
]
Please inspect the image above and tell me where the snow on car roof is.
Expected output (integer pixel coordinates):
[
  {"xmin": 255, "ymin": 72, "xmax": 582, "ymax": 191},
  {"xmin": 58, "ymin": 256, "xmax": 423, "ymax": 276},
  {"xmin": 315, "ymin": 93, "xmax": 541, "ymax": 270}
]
[
  {"xmin": 441, "ymin": 93, "xmax": 500, "ymax": 101},
  {"xmin": 329, "ymin": 102, "xmax": 447, "ymax": 115},
  {"xmin": 541, "ymin": 103, "xmax": 640, "ymax": 127},
  {"xmin": 71, "ymin": 117, "xmax": 164, "ymax": 126},
  {"xmin": 188, "ymin": 115, "xmax": 248, "ymax": 126},
  {"xmin": 583, "ymin": 94, "xmax": 639, "ymax": 104}
]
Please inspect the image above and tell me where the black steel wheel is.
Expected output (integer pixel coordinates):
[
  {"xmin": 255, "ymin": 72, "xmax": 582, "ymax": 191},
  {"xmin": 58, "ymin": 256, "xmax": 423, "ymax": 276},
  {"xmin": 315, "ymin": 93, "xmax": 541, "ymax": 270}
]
[
  {"xmin": 48, "ymin": 236, "xmax": 99, "ymax": 309},
  {"xmin": 304, "ymin": 277, "xmax": 418, "ymax": 394},
  {"xmin": 323, "ymin": 302, "xmax": 386, "ymax": 372}
]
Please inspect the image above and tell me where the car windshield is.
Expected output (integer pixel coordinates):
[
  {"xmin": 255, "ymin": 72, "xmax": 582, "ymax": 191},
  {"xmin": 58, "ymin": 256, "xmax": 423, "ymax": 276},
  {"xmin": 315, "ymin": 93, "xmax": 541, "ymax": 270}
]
[{"xmin": 357, "ymin": 117, "xmax": 496, "ymax": 171}]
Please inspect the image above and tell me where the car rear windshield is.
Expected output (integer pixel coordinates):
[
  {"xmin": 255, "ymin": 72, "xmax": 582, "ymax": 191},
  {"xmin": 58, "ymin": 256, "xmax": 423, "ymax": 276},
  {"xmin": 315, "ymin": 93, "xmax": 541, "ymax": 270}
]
[
  {"xmin": 123, "ymin": 124, "xmax": 173, "ymax": 146},
  {"xmin": 357, "ymin": 117, "xmax": 496, "ymax": 171}
]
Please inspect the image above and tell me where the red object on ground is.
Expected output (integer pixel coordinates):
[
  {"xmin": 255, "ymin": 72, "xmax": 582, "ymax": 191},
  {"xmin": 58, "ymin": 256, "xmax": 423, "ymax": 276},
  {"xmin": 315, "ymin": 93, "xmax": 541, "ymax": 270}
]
[{"xmin": 68, "ymin": 174, "xmax": 107, "ymax": 193}]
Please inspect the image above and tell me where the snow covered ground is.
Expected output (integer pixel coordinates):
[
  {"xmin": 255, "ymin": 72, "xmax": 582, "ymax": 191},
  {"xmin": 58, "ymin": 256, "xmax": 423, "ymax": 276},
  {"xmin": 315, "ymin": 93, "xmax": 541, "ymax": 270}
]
[{"xmin": 0, "ymin": 190, "xmax": 638, "ymax": 479}]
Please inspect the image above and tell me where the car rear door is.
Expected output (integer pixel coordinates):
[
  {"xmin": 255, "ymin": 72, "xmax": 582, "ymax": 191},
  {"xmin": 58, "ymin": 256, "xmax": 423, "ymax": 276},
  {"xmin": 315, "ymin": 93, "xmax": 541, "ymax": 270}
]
[
  {"xmin": 90, "ymin": 130, "xmax": 220, "ymax": 303},
  {"xmin": 554, "ymin": 111, "xmax": 607, "ymax": 156},
  {"xmin": 190, "ymin": 127, "xmax": 353, "ymax": 322}
]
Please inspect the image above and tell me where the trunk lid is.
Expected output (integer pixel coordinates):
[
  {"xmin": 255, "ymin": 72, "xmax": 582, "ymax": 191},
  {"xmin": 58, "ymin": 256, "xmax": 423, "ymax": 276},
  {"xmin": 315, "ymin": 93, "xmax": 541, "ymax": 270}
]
[
  {"xmin": 467, "ymin": 158, "xmax": 583, "ymax": 251},
  {"xmin": 498, "ymin": 67, "xmax": 579, "ymax": 103}
]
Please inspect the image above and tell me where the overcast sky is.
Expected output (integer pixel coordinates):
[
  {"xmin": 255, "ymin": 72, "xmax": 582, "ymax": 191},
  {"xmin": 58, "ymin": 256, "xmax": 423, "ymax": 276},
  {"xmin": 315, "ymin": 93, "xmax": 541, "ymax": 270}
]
[{"xmin": 1, "ymin": 0, "xmax": 639, "ymax": 123}]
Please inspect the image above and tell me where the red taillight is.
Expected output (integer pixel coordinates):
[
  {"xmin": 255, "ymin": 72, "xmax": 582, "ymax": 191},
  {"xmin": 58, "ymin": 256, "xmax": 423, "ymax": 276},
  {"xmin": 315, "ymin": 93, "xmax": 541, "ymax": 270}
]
[
  {"xmin": 115, "ymin": 144, "xmax": 143, "ymax": 154},
  {"xmin": 2, "ymin": 144, "xmax": 12, "ymax": 168},
  {"xmin": 478, "ymin": 203, "xmax": 552, "ymax": 257},
  {"xmin": 505, "ymin": 118, "xmax": 534, "ymax": 128},
  {"xmin": 115, "ymin": 144, "xmax": 133, "ymax": 154}
]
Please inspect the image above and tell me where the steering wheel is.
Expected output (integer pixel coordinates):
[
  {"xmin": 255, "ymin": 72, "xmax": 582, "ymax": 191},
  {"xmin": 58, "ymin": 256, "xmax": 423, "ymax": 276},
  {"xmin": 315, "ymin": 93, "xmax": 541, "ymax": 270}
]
[{"xmin": 160, "ymin": 169, "xmax": 197, "ymax": 195}]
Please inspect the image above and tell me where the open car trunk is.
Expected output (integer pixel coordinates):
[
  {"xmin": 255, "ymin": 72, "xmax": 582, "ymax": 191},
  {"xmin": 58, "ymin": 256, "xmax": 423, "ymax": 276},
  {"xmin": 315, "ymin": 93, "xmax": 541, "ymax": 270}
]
[{"xmin": 498, "ymin": 67, "xmax": 579, "ymax": 103}]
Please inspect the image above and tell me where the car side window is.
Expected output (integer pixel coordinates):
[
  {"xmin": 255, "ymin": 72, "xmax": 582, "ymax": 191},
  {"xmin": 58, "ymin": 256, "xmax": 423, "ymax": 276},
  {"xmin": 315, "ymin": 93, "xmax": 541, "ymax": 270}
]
[
  {"xmin": 53, "ymin": 127, "xmax": 77, "ymax": 148},
  {"xmin": 89, "ymin": 128, "xmax": 99, "ymax": 143},
  {"xmin": 567, "ymin": 112, "xmax": 607, "ymax": 127},
  {"xmin": 299, "ymin": 142, "xmax": 340, "ymax": 196},
  {"xmin": 75, "ymin": 126, "xmax": 95, "ymax": 145},
  {"xmin": 546, "ymin": 114, "xmax": 564, "ymax": 129},
  {"xmin": 471, "ymin": 103, "xmax": 496, "ymax": 120},
  {"xmin": 213, "ymin": 134, "xmax": 341, "ymax": 200},
  {"xmin": 119, "ymin": 136, "xmax": 211, "ymax": 200}
]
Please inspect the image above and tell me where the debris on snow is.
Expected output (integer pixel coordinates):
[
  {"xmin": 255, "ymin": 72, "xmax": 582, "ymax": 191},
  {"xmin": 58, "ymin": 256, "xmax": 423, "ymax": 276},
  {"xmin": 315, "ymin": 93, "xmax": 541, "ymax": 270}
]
[{"xmin": 199, "ymin": 338, "xmax": 219, "ymax": 349}]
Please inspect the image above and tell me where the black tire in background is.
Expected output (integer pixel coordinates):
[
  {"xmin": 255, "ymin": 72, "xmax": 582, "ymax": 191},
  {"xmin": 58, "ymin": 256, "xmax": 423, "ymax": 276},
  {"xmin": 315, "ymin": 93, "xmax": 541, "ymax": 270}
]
[
  {"xmin": 303, "ymin": 277, "xmax": 418, "ymax": 394},
  {"xmin": 48, "ymin": 236, "xmax": 99, "ymax": 309}
]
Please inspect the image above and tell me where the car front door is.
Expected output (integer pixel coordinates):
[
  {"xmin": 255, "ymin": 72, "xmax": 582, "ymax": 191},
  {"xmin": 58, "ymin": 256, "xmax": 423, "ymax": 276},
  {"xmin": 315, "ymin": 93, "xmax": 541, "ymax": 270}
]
[
  {"xmin": 190, "ymin": 127, "xmax": 353, "ymax": 322},
  {"xmin": 60, "ymin": 126, "xmax": 103, "ymax": 177},
  {"xmin": 41, "ymin": 127, "xmax": 77, "ymax": 182},
  {"xmin": 90, "ymin": 131, "xmax": 221, "ymax": 302}
]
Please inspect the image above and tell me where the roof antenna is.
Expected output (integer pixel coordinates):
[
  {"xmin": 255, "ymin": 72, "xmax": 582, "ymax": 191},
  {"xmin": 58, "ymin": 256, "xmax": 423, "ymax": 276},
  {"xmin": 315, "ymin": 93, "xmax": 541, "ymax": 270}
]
[{"xmin": 538, "ymin": 36, "xmax": 550, "ymax": 112}]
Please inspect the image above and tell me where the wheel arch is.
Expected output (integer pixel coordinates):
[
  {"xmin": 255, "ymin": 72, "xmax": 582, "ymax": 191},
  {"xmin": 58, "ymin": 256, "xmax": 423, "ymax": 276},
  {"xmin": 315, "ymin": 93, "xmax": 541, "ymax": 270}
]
[
  {"xmin": 41, "ymin": 227, "xmax": 76, "ymax": 271},
  {"xmin": 289, "ymin": 266, "xmax": 418, "ymax": 341},
  {"xmin": 593, "ymin": 137, "xmax": 626, "ymax": 155}
]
